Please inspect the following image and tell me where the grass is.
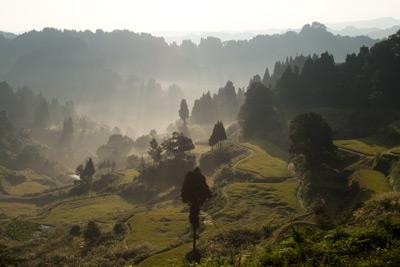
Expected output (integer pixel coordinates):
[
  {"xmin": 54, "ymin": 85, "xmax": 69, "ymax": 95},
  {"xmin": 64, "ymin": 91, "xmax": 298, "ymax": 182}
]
[
  {"xmin": 0, "ymin": 167, "xmax": 57, "ymax": 195},
  {"xmin": 137, "ymin": 243, "xmax": 191, "ymax": 267},
  {"xmin": 334, "ymin": 138, "xmax": 388, "ymax": 156},
  {"xmin": 126, "ymin": 204, "xmax": 189, "ymax": 250},
  {"xmin": 360, "ymin": 170, "xmax": 391, "ymax": 195},
  {"xmin": 235, "ymin": 139, "xmax": 291, "ymax": 178},
  {"xmin": 389, "ymin": 146, "xmax": 400, "ymax": 155},
  {"xmin": 13, "ymin": 182, "xmax": 50, "ymax": 195},
  {"xmin": 0, "ymin": 202, "xmax": 38, "ymax": 217},
  {"xmin": 117, "ymin": 169, "xmax": 139, "ymax": 184},
  {"xmin": 192, "ymin": 143, "xmax": 211, "ymax": 165},
  {"xmin": 44, "ymin": 194, "xmax": 139, "ymax": 224},
  {"xmin": 216, "ymin": 179, "xmax": 302, "ymax": 226}
]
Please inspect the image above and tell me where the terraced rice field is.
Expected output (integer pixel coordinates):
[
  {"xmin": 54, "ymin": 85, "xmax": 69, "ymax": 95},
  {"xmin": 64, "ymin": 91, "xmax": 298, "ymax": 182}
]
[
  {"xmin": 235, "ymin": 139, "xmax": 291, "ymax": 178},
  {"xmin": 334, "ymin": 138, "xmax": 387, "ymax": 155}
]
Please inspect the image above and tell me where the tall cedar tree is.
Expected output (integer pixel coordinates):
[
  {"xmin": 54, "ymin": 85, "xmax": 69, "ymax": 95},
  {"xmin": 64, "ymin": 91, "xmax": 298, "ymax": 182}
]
[
  {"xmin": 76, "ymin": 157, "xmax": 96, "ymax": 185},
  {"xmin": 179, "ymin": 99, "xmax": 189, "ymax": 123},
  {"xmin": 209, "ymin": 121, "xmax": 227, "ymax": 151},
  {"xmin": 181, "ymin": 167, "xmax": 211, "ymax": 253},
  {"xmin": 289, "ymin": 112, "xmax": 335, "ymax": 169},
  {"xmin": 148, "ymin": 138, "xmax": 162, "ymax": 162}
]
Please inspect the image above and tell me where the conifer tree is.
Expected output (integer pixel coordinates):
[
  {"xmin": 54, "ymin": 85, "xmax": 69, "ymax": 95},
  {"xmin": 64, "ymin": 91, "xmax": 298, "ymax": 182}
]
[{"xmin": 181, "ymin": 167, "xmax": 211, "ymax": 254}]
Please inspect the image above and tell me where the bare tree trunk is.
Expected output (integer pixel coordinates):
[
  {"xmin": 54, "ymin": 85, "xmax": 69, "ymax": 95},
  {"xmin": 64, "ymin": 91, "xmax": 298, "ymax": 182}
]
[{"xmin": 193, "ymin": 225, "xmax": 197, "ymax": 252}]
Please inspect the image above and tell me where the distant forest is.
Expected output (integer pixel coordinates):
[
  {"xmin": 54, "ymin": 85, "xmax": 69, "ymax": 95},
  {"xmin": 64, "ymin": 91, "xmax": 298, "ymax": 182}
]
[{"xmin": 0, "ymin": 22, "xmax": 377, "ymax": 99}]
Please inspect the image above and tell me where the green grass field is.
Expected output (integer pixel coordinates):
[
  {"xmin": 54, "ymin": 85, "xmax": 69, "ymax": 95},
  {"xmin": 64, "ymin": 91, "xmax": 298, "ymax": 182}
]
[
  {"xmin": 360, "ymin": 170, "xmax": 391, "ymax": 195},
  {"xmin": 137, "ymin": 243, "xmax": 191, "ymax": 267},
  {"xmin": 235, "ymin": 139, "xmax": 291, "ymax": 178},
  {"xmin": 13, "ymin": 181, "xmax": 50, "ymax": 195},
  {"xmin": 216, "ymin": 179, "xmax": 301, "ymax": 226},
  {"xmin": 117, "ymin": 169, "xmax": 139, "ymax": 184},
  {"xmin": 44, "ymin": 194, "xmax": 139, "ymax": 224},
  {"xmin": 126, "ymin": 204, "xmax": 189, "ymax": 250},
  {"xmin": 334, "ymin": 138, "xmax": 387, "ymax": 156},
  {"xmin": 389, "ymin": 146, "xmax": 400, "ymax": 155},
  {"xmin": 0, "ymin": 202, "xmax": 38, "ymax": 217},
  {"xmin": 0, "ymin": 167, "xmax": 57, "ymax": 195}
]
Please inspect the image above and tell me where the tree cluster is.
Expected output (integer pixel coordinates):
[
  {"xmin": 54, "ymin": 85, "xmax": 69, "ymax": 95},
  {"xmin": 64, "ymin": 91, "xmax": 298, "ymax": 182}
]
[
  {"xmin": 191, "ymin": 81, "xmax": 245, "ymax": 125},
  {"xmin": 73, "ymin": 157, "xmax": 95, "ymax": 195},
  {"xmin": 209, "ymin": 121, "xmax": 227, "ymax": 151},
  {"xmin": 161, "ymin": 132, "xmax": 195, "ymax": 159}
]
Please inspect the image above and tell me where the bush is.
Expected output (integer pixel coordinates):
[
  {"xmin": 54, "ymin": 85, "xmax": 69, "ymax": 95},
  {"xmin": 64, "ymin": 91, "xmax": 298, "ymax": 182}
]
[
  {"xmin": 69, "ymin": 225, "xmax": 81, "ymax": 236},
  {"xmin": 113, "ymin": 222, "xmax": 126, "ymax": 235},
  {"xmin": 6, "ymin": 219, "xmax": 38, "ymax": 241},
  {"xmin": 199, "ymin": 150, "xmax": 231, "ymax": 176},
  {"xmin": 83, "ymin": 221, "xmax": 101, "ymax": 246},
  {"xmin": 138, "ymin": 157, "xmax": 195, "ymax": 187}
]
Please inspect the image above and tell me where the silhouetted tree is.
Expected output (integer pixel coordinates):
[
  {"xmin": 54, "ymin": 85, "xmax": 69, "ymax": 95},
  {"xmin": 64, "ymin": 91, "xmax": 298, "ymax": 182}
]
[
  {"xmin": 181, "ymin": 167, "xmax": 211, "ymax": 254},
  {"xmin": 209, "ymin": 121, "xmax": 227, "ymax": 151},
  {"xmin": 148, "ymin": 138, "xmax": 162, "ymax": 162},
  {"xmin": 74, "ymin": 157, "xmax": 96, "ymax": 194},
  {"xmin": 179, "ymin": 99, "xmax": 189, "ymax": 124},
  {"xmin": 237, "ymin": 82, "xmax": 282, "ymax": 139},
  {"xmin": 60, "ymin": 117, "xmax": 74, "ymax": 145},
  {"xmin": 33, "ymin": 99, "xmax": 50, "ymax": 129},
  {"xmin": 289, "ymin": 112, "xmax": 335, "ymax": 170}
]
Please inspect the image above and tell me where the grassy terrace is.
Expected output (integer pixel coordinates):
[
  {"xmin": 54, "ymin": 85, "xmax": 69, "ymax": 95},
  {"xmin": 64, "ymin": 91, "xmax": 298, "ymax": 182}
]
[
  {"xmin": 334, "ymin": 138, "xmax": 388, "ymax": 156},
  {"xmin": 126, "ymin": 203, "xmax": 188, "ymax": 250},
  {"xmin": 235, "ymin": 139, "xmax": 291, "ymax": 178},
  {"xmin": 216, "ymin": 179, "xmax": 302, "ymax": 226},
  {"xmin": 137, "ymin": 243, "xmax": 191, "ymax": 267},
  {"xmin": 360, "ymin": 170, "xmax": 391, "ymax": 195},
  {"xmin": 44, "ymin": 194, "xmax": 139, "ymax": 225},
  {"xmin": 117, "ymin": 169, "xmax": 139, "ymax": 184}
]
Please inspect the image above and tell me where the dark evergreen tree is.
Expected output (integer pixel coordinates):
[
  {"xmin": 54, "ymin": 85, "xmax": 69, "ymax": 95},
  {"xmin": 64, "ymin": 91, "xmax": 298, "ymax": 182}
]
[
  {"xmin": 209, "ymin": 121, "xmax": 227, "ymax": 151},
  {"xmin": 33, "ymin": 99, "xmax": 51, "ymax": 129},
  {"xmin": 181, "ymin": 167, "xmax": 211, "ymax": 254},
  {"xmin": 262, "ymin": 67, "xmax": 272, "ymax": 87},
  {"xmin": 191, "ymin": 91, "xmax": 216, "ymax": 125},
  {"xmin": 60, "ymin": 117, "xmax": 74, "ymax": 145},
  {"xmin": 179, "ymin": 99, "xmax": 189, "ymax": 123},
  {"xmin": 289, "ymin": 112, "xmax": 336, "ymax": 170},
  {"xmin": 237, "ymin": 82, "xmax": 281, "ymax": 139},
  {"xmin": 74, "ymin": 157, "xmax": 96, "ymax": 194}
]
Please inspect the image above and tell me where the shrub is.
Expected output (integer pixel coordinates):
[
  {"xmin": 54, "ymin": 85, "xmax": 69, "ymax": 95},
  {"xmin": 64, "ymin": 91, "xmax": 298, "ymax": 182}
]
[
  {"xmin": 69, "ymin": 225, "xmax": 81, "ymax": 236},
  {"xmin": 113, "ymin": 222, "xmax": 126, "ymax": 235},
  {"xmin": 6, "ymin": 219, "xmax": 38, "ymax": 241},
  {"xmin": 83, "ymin": 221, "xmax": 101, "ymax": 246}
]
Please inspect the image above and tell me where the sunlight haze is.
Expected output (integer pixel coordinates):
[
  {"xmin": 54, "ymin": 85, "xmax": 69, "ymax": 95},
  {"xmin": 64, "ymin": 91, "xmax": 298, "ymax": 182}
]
[{"xmin": 1, "ymin": 0, "xmax": 399, "ymax": 33}]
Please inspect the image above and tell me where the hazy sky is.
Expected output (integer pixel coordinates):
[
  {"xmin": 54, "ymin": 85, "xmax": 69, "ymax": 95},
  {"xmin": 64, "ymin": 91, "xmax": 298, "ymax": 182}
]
[{"xmin": 1, "ymin": 0, "xmax": 399, "ymax": 33}]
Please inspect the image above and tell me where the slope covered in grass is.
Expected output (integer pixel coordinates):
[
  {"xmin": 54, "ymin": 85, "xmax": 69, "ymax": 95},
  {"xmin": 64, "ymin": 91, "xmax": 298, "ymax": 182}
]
[
  {"xmin": 360, "ymin": 170, "xmax": 391, "ymax": 195},
  {"xmin": 334, "ymin": 138, "xmax": 387, "ymax": 155},
  {"xmin": 117, "ymin": 169, "xmax": 140, "ymax": 184},
  {"xmin": 235, "ymin": 139, "xmax": 291, "ymax": 178},
  {"xmin": 137, "ymin": 243, "xmax": 191, "ymax": 267},
  {"xmin": 215, "ymin": 179, "xmax": 302, "ymax": 226},
  {"xmin": 44, "ymin": 194, "xmax": 139, "ymax": 224},
  {"xmin": 126, "ymin": 204, "xmax": 188, "ymax": 250}
]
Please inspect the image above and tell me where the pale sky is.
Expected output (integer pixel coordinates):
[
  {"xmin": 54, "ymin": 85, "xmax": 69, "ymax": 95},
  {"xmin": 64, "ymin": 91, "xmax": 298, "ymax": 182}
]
[{"xmin": 1, "ymin": 0, "xmax": 399, "ymax": 33}]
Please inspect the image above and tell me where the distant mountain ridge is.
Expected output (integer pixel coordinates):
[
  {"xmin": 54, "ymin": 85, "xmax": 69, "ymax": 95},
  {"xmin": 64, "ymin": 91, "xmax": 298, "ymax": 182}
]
[
  {"xmin": 0, "ymin": 22, "xmax": 384, "ymax": 132},
  {"xmin": 0, "ymin": 30, "xmax": 17, "ymax": 39}
]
